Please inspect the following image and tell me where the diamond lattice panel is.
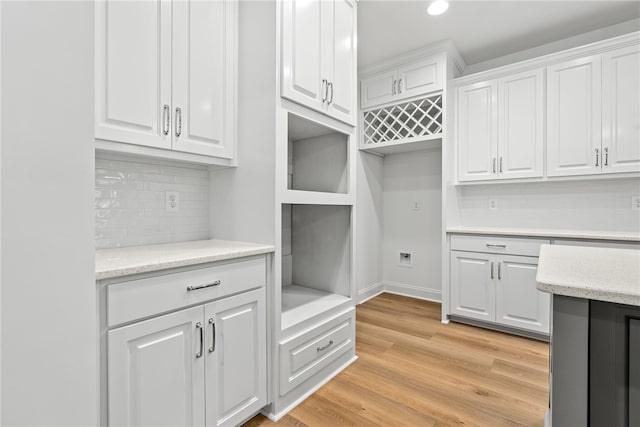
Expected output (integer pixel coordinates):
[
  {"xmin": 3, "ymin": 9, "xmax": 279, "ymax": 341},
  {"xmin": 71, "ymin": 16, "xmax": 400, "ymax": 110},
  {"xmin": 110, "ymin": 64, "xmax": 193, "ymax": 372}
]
[{"xmin": 362, "ymin": 94, "xmax": 443, "ymax": 146}]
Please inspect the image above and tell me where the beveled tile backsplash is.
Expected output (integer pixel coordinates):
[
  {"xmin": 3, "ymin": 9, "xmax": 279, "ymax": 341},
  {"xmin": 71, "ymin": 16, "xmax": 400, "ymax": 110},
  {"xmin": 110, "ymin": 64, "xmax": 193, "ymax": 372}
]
[{"xmin": 95, "ymin": 154, "xmax": 210, "ymax": 249}]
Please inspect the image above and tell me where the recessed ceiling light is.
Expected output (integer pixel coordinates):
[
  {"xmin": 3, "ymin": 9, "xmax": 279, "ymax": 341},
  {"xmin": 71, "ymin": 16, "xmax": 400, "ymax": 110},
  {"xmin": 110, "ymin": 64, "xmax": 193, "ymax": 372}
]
[{"xmin": 427, "ymin": 0, "xmax": 449, "ymax": 16}]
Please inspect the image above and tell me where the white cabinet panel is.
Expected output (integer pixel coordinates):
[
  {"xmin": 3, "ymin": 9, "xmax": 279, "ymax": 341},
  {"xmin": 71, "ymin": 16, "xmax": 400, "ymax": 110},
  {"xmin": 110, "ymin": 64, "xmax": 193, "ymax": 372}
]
[
  {"xmin": 108, "ymin": 306, "xmax": 205, "ymax": 427},
  {"xmin": 547, "ymin": 56, "xmax": 602, "ymax": 177},
  {"xmin": 450, "ymin": 251, "xmax": 495, "ymax": 321},
  {"xmin": 281, "ymin": 0, "xmax": 324, "ymax": 111},
  {"xmin": 498, "ymin": 69, "xmax": 544, "ymax": 179},
  {"xmin": 360, "ymin": 71, "xmax": 397, "ymax": 109},
  {"xmin": 496, "ymin": 256, "xmax": 549, "ymax": 334},
  {"xmin": 397, "ymin": 55, "xmax": 444, "ymax": 99},
  {"xmin": 172, "ymin": 0, "xmax": 234, "ymax": 159},
  {"xmin": 205, "ymin": 289, "xmax": 266, "ymax": 427},
  {"xmin": 457, "ymin": 81, "xmax": 498, "ymax": 182},
  {"xmin": 327, "ymin": 0, "xmax": 356, "ymax": 122},
  {"xmin": 95, "ymin": 0, "xmax": 171, "ymax": 149},
  {"xmin": 602, "ymin": 45, "xmax": 640, "ymax": 174}
]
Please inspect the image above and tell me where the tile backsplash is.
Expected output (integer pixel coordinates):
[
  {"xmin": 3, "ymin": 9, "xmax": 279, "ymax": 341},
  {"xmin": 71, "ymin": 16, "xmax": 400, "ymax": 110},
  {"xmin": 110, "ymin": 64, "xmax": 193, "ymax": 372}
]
[{"xmin": 95, "ymin": 154, "xmax": 210, "ymax": 249}]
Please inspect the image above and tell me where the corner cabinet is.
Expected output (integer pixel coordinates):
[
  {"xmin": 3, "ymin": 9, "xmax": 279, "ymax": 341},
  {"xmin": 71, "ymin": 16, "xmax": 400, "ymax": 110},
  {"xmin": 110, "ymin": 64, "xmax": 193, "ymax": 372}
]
[
  {"xmin": 95, "ymin": 0, "xmax": 237, "ymax": 163},
  {"xmin": 102, "ymin": 255, "xmax": 267, "ymax": 427},
  {"xmin": 281, "ymin": 0, "xmax": 357, "ymax": 125}
]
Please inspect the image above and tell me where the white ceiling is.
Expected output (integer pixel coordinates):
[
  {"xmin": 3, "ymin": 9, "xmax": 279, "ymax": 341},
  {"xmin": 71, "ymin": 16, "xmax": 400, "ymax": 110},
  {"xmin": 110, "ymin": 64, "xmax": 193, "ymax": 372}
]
[{"xmin": 357, "ymin": 1, "xmax": 640, "ymax": 69}]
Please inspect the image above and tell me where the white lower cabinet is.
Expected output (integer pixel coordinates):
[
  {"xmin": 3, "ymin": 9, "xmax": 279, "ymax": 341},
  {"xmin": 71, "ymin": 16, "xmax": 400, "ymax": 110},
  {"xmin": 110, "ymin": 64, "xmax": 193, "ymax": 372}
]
[
  {"xmin": 450, "ymin": 236, "xmax": 550, "ymax": 335},
  {"xmin": 105, "ymin": 257, "xmax": 267, "ymax": 427}
]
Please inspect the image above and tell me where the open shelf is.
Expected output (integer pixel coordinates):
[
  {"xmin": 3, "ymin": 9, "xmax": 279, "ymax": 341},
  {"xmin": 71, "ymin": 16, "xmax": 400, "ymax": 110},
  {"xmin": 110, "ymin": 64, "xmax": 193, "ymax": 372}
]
[
  {"xmin": 281, "ymin": 203, "xmax": 352, "ymax": 330},
  {"xmin": 281, "ymin": 285, "xmax": 351, "ymax": 330},
  {"xmin": 287, "ymin": 113, "xmax": 349, "ymax": 194}
]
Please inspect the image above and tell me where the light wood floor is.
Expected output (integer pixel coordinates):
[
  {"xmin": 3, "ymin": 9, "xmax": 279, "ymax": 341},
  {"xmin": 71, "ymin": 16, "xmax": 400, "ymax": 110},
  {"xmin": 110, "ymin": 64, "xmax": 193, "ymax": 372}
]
[{"xmin": 245, "ymin": 293, "xmax": 549, "ymax": 427}]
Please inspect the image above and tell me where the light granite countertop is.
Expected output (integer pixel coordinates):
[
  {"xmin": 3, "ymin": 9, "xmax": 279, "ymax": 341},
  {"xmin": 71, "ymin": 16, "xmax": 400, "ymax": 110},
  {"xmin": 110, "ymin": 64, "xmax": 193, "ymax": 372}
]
[
  {"xmin": 536, "ymin": 244, "xmax": 640, "ymax": 306},
  {"xmin": 96, "ymin": 239, "xmax": 275, "ymax": 280},
  {"xmin": 446, "ymin": 226, "xmax": 640, "ymax": 242}
]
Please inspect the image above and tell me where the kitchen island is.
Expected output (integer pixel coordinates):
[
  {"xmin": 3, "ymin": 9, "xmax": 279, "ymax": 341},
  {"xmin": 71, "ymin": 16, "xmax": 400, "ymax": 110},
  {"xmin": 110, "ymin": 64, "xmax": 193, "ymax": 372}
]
[{"xmin": 537, "ymin": 245, "xmax": 640, "ymax": 427}]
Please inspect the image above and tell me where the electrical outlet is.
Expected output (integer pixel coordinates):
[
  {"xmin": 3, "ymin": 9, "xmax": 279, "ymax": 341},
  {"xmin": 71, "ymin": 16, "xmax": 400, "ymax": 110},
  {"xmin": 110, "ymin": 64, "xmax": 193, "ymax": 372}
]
[
  {"xmin": 411, "ymin": 200, "xmax": 421, "ymax": 211},
  {"xmin": 165, "ymin": 191, "xmax": 180, "ymax": 212},
  {"xmin": 489, "ymin": 199, "xmax": 498, "ymax": 210},
  {"xmin": 632, "ymin": 196, "xmax": 640, "ymax": 211}
]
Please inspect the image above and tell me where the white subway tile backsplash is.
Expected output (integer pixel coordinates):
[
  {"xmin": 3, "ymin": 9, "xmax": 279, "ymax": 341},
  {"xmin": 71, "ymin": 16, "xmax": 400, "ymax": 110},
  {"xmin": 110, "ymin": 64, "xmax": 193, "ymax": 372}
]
[{"xmin": 95, "ymin": 154, "xmax": 210, "ymax": 249}]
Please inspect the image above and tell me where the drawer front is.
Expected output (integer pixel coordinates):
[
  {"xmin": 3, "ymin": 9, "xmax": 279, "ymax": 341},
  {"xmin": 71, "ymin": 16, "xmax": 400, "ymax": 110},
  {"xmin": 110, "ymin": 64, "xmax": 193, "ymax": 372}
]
[
  {"xmin": 450, "ymin": 235, "xmax": 550, "ymax": 257},
  {"xmin": 280, "ymin": 308, "xmax": 355, "ymax": 395},
  {"xmin": 107, "ymin": 256, "xmax": 266, "ymax": 327}
]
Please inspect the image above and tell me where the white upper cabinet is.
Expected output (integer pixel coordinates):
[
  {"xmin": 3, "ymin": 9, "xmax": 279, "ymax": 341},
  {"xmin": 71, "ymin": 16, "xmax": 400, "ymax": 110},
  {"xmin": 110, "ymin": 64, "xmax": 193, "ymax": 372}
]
[
  {"xmin": 547, "ymin": 56, "xmax": 602, "ymax": 177},
  {"xmin": 96, "ymin": 0, "xmax": 236, "ymax": 161},
  {"xmin": 360, "ymin": 54, "xmax": 445, "ymax": 110},
  {"xmin": 457, "ymin": 80, "xmax": 498, "ymax": 182},
  {"xmin": 497, "ymin": 69, "xmax": 544, "ymax": 180},
  {"xmin": 458, "ymin": 69, "xmax": 543, "ymax": 182},
  {"xmin": 95, "ymin": 0, "xmax": 172, "ymax": 150},
  {"xmin": 602, "ymin": 45, "xmax": 640, "ymax": 174},
  {"xmin": 281, "ymin": 0, "xmax": 356, "ymax": 125}
]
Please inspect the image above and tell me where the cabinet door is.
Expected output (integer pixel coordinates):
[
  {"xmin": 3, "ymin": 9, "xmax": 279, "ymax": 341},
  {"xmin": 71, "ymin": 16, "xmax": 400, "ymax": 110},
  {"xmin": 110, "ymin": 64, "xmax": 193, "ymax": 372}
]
[
  {"xmin": 397, "ymin": 55, "xmax": 445, "ymax": 100},
  {"xmin": 281, "ymin": 0, "xmax": 324, "ymax": 112},
  {"xmin": 108, "ymin": 306, "xmax": 205, "ymax": 427},
  {"xmin": 547, "ymin": 56, "xmax": 602, "ymax": 177},
  {"xmin": 450, "ymin": 251, "xmax": 495, "ymax": 322},
  {"xmin": 171, "ymin": 0, "xmax": 235, "ymax": 159},
  {"xmin": 205, "ymin": 288, "xmax": 266, "ymax": 427},
  {"xmin": 325, "ymin": 0, "xmax": 356, "ymax": 124},
  {"xmin": 602, "ymin": 45, "xmax": 640, "ymax": 174},
  {"xmin": 495, "ymin": 255, "xmax": 549, "ymax": 334},
  {"xmin": 457, "ymin": 81, "xmax": 498, "ymax": 182},
  {"xmin": 95, "ymin": 0, "xmax": 172, "ymax": 149},
  {"xmin": 360, "ymin": 71, "xmax": 398, "ymax": 109},
  {"xmin": 497, "ymin": 69, "xmax": 544, "ymax": 179}
]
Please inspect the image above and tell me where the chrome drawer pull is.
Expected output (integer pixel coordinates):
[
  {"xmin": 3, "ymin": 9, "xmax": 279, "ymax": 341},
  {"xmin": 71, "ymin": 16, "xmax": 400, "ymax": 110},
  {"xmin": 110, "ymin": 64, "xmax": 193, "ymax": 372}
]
[
  {"xmin": 317, "ymin": 340, "xmax": 334, "ymax": 352},
  {"xmin": 486, "ymin": 244, "xmax": 506, "ymax": 249},
  {"xmin": 186, "ymin": 280, "xmax": 221, "ymax": 292}
]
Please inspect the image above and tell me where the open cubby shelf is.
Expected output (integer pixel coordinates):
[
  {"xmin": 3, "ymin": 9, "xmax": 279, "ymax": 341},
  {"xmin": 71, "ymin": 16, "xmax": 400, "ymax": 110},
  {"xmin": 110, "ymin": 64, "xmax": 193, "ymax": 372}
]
[{"xmin": 281, "ymin": 285, "xmax": 351, "ymax": 331}]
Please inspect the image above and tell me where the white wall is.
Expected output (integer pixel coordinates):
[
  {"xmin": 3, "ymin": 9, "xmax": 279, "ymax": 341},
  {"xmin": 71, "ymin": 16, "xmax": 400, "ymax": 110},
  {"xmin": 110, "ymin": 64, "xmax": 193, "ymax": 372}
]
[
  {"xmin": 458, "ymin": 178, "xmax": 640, "ymax": 232},
  {"xmin": 209, "ymin": 0, "xmax": 276, "ymax": 245},
  {"xmin": 95, "ymin": 154, "xmax": 210, "ymax": 249},
  {"xmin": 1, "ymin": 1, "xmax": 97, "ymax": 425},
  {"xmin": 382, "ymin": 149, "xmax": 442, "ymax": 300}
]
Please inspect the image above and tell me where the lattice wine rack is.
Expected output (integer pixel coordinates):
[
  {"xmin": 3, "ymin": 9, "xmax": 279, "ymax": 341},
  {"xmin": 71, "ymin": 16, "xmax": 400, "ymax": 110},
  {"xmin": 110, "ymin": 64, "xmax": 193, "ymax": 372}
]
[{"xmin": 362, "ymin": 93, "xmax": 443, "ymax": 147}]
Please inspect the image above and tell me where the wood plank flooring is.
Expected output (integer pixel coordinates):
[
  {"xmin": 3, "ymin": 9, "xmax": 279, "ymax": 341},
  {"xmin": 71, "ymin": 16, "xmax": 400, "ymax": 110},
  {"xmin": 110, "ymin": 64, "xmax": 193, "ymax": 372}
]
[{"xmin": 244, "ymin": 293, "xmax": 549, "ymax": 427}]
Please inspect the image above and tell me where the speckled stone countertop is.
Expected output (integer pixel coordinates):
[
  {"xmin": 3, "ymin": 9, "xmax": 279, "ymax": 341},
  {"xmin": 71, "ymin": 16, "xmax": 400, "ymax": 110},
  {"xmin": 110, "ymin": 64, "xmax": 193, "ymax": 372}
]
[
  {"xmin": 96, "ymin": 239, "xmax": 275, "ymax": 280},
  {"xmin": 446, "ymin": 226, "xmax": 640, "ymax": 242},
  {"xmin": 536, "ymin": 245, "xmax": 640, "ymax": 306}
]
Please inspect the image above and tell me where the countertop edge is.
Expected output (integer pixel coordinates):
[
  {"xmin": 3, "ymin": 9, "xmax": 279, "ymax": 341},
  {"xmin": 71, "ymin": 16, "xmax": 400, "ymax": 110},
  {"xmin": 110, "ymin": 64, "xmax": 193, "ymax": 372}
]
[
  {"xmin": 96, "ymin": 246, "xmax": 274, "ymax": 281},
  {"xmin": 446, "ymin": 227, "xmax": 640, "ymax": 242},
  {"xmin": 536, "ymin": 282, "xmax": 640, "ymax": 306}
]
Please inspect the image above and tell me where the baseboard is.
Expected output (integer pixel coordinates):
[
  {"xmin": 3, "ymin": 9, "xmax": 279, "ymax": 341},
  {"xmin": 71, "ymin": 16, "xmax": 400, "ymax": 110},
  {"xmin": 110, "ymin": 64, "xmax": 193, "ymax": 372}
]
[
  {"xmin": 262, "ymin": 355, "xmax": 359, "ymax": 422},
  {"xmin": 383, "ymin": 281, "xmax": 442, "ymax": 302},
  {"xmin": 357, "ymin": 282, "xmax": 384, "ymax": 304}
]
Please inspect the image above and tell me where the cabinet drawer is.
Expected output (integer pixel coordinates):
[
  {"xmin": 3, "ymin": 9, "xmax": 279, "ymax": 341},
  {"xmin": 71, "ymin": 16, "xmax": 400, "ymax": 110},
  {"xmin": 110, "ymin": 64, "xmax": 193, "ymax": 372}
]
[
  {"xmin": 107, "ymin": 256, "xmax": 266, "ymax": 327},
  {"xmin": 280, "ymin": 308, "xmax": 355, "ymax": 395},
  {"xmin": 451, "ymin": 235, "xmax": 550, "ymax": 257}
]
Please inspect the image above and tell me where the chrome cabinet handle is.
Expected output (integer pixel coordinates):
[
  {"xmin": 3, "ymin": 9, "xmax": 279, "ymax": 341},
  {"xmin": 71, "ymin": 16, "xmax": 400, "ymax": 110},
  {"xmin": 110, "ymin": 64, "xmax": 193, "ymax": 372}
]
[
  {"xmin": 498, "ymin": 262, "xmax": 502, "ymax": 280},
  {"xmin": 486, "ymin": 244, "xmax": 507, "ymax": 249},
  {"xmin": 322, "ymin": 79, "xmax": 328, "ymax": 103},
  {"xmin": 392, "ymin": 80, "xmax": 396, "ymax": 96},
  {"xmin": 492, "ymin": 158, "xmax": 497, "ymax": 174},
  {"xmin": 398, "ymin": 78, "xmax": 402, "ymax": 94},
  {"xmin": 208, "ymin": 318, "xmax": 215, "ymax": 353},
  {"xmin": 195, "ymin": 322, "xmax": 204, "ymax": 358},
  {"xmin": 490, "ymin": 262, "xmax": 494, "ymax": 279},
  {"xmin": 604, "ymin": 147, "xmax": 609, "ymax": 166},
  {"xmin": 162, "ymin": 104, "xmax": 170, "ymax": 135},
  {"xmin": 328, "ymin": 81, "xmax": 334, "ymax": 104},
  {"xmin": 499, "ymin": 157, "xmax": 503, "ymax": 173},
  {"xmin": 595, "ymin": 148, "xmax": 599, "ymax": 166},
  {"xmin": 186, "ymin": 280, "xmax": 221, "ymax": 292},
  {"xmin": 317, "ymin": 340, "xmax": 334, "ymax": 352},
  {"xmin": 175, "ymin": 107, "xmax": 182, "ymax": 137}
]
